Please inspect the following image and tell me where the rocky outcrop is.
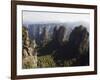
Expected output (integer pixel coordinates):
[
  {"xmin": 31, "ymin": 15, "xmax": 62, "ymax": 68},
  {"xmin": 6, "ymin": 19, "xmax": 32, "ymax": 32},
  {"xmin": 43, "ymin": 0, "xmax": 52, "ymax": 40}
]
[
  {"xmin": 68, "ymin": 25, "xmax": 89, "ymax": 55},
  {"xmin": 40, "ymin": 27, "xmax": 48, "ymax": 46},
  {"xmin": 22, "ymin": 27, "xmax": 37, "ymax": 68},
  {"xmin": 66, "ymin": 25, "xmax": 89, "ymax": 66},
  {"xmin": 52, "ymin": 26, "xmax": 66, "ymax": 44}
]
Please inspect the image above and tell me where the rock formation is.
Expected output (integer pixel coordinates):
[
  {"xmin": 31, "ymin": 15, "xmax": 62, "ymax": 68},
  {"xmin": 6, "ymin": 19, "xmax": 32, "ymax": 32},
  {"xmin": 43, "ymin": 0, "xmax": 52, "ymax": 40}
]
[
  {"xmin": 67, "ymin": 25, "xmax": 89, "ymax": 66},
  {"xmin": 68, "ymin": 25, "xmax": 89, "ymax": 55},
  {"xmin": 22, "ymin": 27, "xmax": 37, "ymax": 68}
]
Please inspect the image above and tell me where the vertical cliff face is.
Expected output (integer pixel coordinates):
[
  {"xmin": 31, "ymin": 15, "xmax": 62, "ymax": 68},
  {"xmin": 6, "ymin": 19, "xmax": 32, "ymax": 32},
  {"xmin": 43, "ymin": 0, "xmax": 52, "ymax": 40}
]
[
  {"xmin": 40, "ymin": 27, "xmax": 48, "ymax": 46},
  {"xmin": 22, "ymin": 27, "xmax": 37, "ymax": 69},
  {"xmin": 52, "ymin": 26, "xmax": 66, "ymax": 44},
  {"xmin": 68, "ymin": 25, "xmax": 89, "ymax": 55},
  {"xmin": 66, "ymin": 25, "xmax": 89, "ymax": 66},
  {"xmin": 27, "ymin": 23, "xmax": 69, "ymax": 46}
]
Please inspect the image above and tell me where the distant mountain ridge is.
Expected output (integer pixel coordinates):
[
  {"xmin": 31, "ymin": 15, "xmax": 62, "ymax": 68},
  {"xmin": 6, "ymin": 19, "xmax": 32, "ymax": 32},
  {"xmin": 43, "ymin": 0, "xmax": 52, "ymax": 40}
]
[
  {"xmin": 23, "ymin": 21, "xmax": 89, "ymax": 31},
  {"xmin": 23, "ymin": 21, "xmax": 89, "ymax": 45}
]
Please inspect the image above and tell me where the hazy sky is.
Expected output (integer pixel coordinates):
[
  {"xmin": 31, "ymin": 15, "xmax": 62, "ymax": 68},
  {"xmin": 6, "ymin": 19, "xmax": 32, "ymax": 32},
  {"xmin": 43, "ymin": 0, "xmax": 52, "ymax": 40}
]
[{"xmin": 22, "ymin": 10, "xmax": 90, "ymax": 24}]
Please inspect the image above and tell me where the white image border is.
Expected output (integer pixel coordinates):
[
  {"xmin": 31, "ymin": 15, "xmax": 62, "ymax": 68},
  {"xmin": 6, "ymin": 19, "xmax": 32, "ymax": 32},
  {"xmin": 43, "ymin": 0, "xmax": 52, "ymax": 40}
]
[{"xmin": 17, "ymin": 5, "xmax": 94, "ymax": 75}]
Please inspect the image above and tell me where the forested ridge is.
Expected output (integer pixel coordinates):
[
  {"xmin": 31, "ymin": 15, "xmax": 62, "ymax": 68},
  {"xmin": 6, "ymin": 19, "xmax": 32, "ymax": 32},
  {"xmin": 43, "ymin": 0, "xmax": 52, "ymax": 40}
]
[{"xmin": 22, "ymin": 24, "xmax": 89, "ymax": 69}]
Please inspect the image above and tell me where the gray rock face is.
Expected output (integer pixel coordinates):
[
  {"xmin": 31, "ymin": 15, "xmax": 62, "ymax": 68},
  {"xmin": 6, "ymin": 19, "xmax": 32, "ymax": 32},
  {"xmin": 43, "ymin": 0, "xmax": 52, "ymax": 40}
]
[{"xmin": 22, "ymin": 27, "xmax": 37, "ymax": 69}]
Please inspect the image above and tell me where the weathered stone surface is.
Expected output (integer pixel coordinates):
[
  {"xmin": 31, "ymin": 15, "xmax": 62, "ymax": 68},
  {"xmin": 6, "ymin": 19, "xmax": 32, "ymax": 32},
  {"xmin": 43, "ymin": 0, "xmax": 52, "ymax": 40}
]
[
  {"xmin": 23, "ymin": 49, "xmax": 28, "ymax": 58},
  {"xmin": 22, "ymin": 27, "xmax": 37, "ymax": 68}
]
